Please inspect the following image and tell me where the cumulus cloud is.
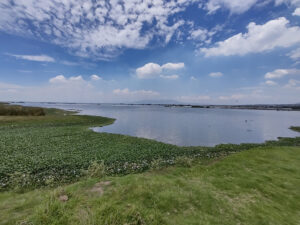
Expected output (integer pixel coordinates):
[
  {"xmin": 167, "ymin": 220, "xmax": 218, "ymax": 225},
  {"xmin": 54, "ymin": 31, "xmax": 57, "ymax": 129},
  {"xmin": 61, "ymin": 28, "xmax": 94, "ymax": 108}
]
[
  {"xmin": 136, "ymin": 62, "xmax": 184, "ymax": 79},
  {"xmin": 293, "ymin": 8, "xmax": 300, "ymax": 15},
  {"xmin": 7, "ymin": 54, "xmax": 55, "ymax": 62},
  {"xmin": 205, "ymin": 0, "xmax": 260, "ymax": 14},
  {"xmin": 188, "ymin": 25, "xmax": 223, "ymax": 47},
  {"xmin": 0, "ymin": 0, "xmax": 197, "ymax": 59},
  {"xmin": 113, "ymin": 88, "xmax": 159, "ymax": 97},
  {"xmin": 49, "ymin": 75, "xmax": 85, "ymax": 83},
  {"xmin": 209, "ymin": 72, "xmax": 223, "ymax": 77},
  {"xmin": 201, "ymin": 17, "xmax": 300, "ymax": 57},
  {"xmin": 161, "ymin": 63, "xmax": 185, "ymax": 70},
  {"xmin": 264, "ymin": 69, "xmax": 300, "ymax": 79},
  {"xmin": 90, "ymin": 74, "xmax": 102, "ymax": 81},
  {"xmin": 288, "ymin": 47, "xmax": 300, "ymax": 60},
  {"xmin": 69, "ymin": 76, "xmax": 84, "ymax": 82},
  {"xmin": 265, "ymin": 80, "xmax": 278, "ymax": 86},
  {"xmin": 49, "ymin": 75, "xmax": 67, "ymax": 83},
  {"xmin": 189, "ymin": 28, "xmax": 210, "ymax": 42},
  {"xmin": 136, "ymin": 63, "xmax": 162, "ymax": 79},
  {"xmin": 190, "ymin": 76, "xmax": 197, "ymax": 81}
]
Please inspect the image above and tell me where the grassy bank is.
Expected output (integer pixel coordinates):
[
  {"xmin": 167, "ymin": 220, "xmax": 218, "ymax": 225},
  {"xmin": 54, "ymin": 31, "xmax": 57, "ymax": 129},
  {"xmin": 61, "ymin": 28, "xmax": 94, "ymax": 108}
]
[
  {"xmin": 0, "ymin": 146, "xmax": 299, "ymax": 225},
  {"xmin": 0, "ymin": 105, "xmax": 300, "ymax": 190}
]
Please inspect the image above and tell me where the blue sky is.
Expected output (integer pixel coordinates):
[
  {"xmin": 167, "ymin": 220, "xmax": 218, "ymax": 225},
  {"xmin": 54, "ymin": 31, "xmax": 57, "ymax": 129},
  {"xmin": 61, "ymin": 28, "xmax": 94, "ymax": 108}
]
[{"xmin": 0, "ymin": 0, "xmax": 300, "ymax": 104}]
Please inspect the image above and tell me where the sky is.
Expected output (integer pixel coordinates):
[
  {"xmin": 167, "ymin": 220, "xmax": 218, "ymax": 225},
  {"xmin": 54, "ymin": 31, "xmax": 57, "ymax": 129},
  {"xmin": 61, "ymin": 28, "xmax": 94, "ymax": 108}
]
[{"xmin": 0, "ymin": 0, "xmax": 300, "ymax": 104}]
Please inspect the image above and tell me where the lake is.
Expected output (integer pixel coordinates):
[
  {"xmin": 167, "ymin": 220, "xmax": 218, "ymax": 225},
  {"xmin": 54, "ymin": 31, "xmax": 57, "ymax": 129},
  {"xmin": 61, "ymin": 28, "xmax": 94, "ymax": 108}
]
[{"xmin": 22, "ymin": 103, "xmax": 300, "ymax": 146}]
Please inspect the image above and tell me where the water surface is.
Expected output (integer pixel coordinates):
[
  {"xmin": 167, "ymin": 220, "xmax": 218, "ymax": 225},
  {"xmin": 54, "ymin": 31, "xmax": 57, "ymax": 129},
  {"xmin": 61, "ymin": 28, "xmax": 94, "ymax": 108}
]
[{"xmin": 22, "ymin": 103, "xmax": 300, "ymax": 146}]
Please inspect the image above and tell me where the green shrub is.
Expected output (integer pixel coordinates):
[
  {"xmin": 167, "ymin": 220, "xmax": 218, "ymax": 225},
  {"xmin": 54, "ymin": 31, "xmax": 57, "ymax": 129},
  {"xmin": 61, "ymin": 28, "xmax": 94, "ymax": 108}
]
[
  {"xmin": 8, "ymin": 172, "xmax": 33, "ymax": 191},
  {"xmin": 175, "ymin": 156, "xmax": 193, "ymax": 167},
  {"xmin": 0, "ymin": 104, "xmax": 45, "ymax": 116},
  {"xmin": 150, "ymin": 158, "xmax": 166, "ymax": 170},
  {"xmin": 88, "ymin": 161, "xmax": 106, "ymax": 178}
]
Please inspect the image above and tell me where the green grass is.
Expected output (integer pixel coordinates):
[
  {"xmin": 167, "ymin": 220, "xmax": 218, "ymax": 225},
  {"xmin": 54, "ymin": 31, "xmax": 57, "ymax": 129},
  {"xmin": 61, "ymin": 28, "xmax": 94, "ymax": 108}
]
[
  {"xmin": 1, "ymin": 105, "xmax": 300, "ymax": 190},
  {"xmin": 0, "ymin": 146, "xmax": 299, "ymax": 225},
  {"xmin": 290, "ymin": 126, "xmax": 300, "ymax": 132}
]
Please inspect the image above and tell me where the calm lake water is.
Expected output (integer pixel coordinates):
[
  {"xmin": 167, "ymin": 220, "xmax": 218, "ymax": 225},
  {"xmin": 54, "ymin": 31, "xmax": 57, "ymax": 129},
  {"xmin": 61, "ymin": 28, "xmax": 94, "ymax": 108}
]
[{"xmin": 22, "ymin": 103, "xmax": 300, "ymax": 146}]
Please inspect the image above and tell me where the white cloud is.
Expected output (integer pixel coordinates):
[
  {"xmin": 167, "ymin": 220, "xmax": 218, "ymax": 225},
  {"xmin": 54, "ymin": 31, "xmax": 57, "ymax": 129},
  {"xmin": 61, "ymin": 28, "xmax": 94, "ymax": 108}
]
[
  {"xmin": 264, "ymin": 69, "xmax": 300, "ymax": 79},
  {"xmin": 49, "ymin": 75, "xmax": 67, "ymax": 83},
  {"xmin": 90, "ymin": 74, "xmax": 102, "ymax": 81},
  {"xmin": 161, "ymin": 63, "xmax": 185, "ymax": 70},
  {"xmin": 285, "ymin": 79, "xmax": 300, "ymax": 88},
  {"xmin": 8, "ymin": 54, "xmax": 55, "ymax": 62},
  {"xmin": 288, "ymin": 47, "xmax": 300, "ymax": 60},
  {"xmin": 190, "ymin": 76, "xmax": 197, "ymax": 81},
  {"xmin": 188, "ymin": 25, "xmax": 223, "ymax": 47},
  {"xmin": 113, "ymin": 88, "xmax": 159, "ymax": 97},
  {"xmin": 206, "ymin": 0, "xmax": 260, "ymax": 14},
  {"xmin": 0, "ymin": 0, "xmax": 196, "ymax": 59},
  {"xmin": 219, "ymin": 94, "xmax": 245, "ymax": 100},
  {"xmin": 113, "ymin": 88, "xmax": 130, "ymax": 95},
  {"xmin": 293, "ymin": 8, "xmax": 300, "ymax": 15},
  {"xmin": 209, "ymin": 72, "xmax": 223, "ymax": 77},
  {"xmin": 69, "ymin": 75, "xmax": 84, "ymax": 82},
  {"xmin": 265, "ymin": 80, "xmax": 278, "ymax": 86},
  {"xmin": 49, "ymin": 75, "xmax": 86, "ymax": 84},
  {"xmin": 201, "ymin": 17, "xmax": 300, "ymax": 57},
  {"xmin": 275, "ymin": 0, "xmax": 300, "ymax": 7},
  {"xmin": 178, "ymin": 95, "xmax": 211, "ymax": 103},
  {"xmin": 189, "ymin": 28, "xmax": 209, "ymax": 41},
  {"xmin": 0, "ymin": 76, "xmax": 162, "ymax": 103},
  {"xmin": 160, "ymin": 75, "xmax": 179, "ymax": 80},
  {"xmin": 136, "ymin": 63, "xmax": 162, "ymax": 79},
  {"xmin": 205, "ymin": 0, "xmax": 300, "ymax": 14},
  {"xmin": 0, "ymin": 77, "xmax": 102, "ymax": 103},
  {"xmin": 1, "ymin": 0, "xmax": 299, "ymax": 60},
  {"xmin": 136, "ymin": 62, "xmax": 184, "ymax": 79}
]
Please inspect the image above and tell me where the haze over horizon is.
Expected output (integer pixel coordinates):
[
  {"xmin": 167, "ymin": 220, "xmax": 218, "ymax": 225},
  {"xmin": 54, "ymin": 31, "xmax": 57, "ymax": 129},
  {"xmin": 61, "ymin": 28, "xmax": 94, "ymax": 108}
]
[{"xmin": 1, "ymin": 0, "xmax": 300, "ymax": 104}]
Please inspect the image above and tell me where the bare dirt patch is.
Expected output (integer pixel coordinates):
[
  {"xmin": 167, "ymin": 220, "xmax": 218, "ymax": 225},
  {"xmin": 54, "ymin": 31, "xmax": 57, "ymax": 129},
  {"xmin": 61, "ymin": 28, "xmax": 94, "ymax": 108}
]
[
  {"xmin": 90, "ymin": 181, "xmax": 111, "ymax": 196},
  {"xmin": 59, "ymin": 195, "xmax": 69, "ymax": 202}
]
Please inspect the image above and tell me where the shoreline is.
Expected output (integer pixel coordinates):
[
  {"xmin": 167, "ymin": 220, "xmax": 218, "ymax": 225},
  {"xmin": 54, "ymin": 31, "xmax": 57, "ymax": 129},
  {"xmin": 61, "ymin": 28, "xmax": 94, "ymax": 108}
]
[
  {"xmin": 1, "ymin": 104, "xmax": 300, "ymax": 191},
  {"xmin": 8, "ymin": 101, "xmax": 300, "ymax": 111},
  {"xmin": 7, "ymin": 101, "xmax": 300, "ymax": 147}
]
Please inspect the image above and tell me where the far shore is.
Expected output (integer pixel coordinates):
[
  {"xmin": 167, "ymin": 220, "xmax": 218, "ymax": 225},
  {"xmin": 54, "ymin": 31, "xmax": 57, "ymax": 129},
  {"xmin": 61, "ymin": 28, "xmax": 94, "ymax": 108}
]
[{"xmin": 7, "ymin": 101, "xmax": 300, "ymax": 111}]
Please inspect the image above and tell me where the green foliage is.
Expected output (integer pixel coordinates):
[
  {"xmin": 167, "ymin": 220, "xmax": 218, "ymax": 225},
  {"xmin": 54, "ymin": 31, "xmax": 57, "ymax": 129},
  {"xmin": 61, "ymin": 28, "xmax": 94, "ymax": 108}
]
[
  {"xmin": 0, "ymin": 104, "xmax": 45, "ymax": 116},
  {"xmin": 8, "ymin": 172, "xmax": 33, "ymax": 192},
  {"xmin": 150, "ymin": 158, "xmax": 167, "ymax": 170},
  {"xmin": 290, "ymin": 126, "xmax": 300, "ymax": 132},
  {"xmin": 175, "ymin": 156, "xmax": 194, "ymax": 167},
  {"xmin": 88, "ymin": 161, "xmax": 106, "ymax": 178}
]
